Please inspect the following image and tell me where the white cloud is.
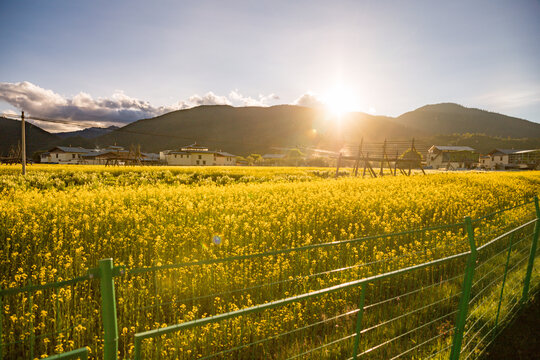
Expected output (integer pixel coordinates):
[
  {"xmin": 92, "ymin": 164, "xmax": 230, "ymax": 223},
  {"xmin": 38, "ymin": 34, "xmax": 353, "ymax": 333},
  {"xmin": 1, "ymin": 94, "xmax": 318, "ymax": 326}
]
[
  {"xmin": 292, "ymin": 92, "xmax": 325, "ymax": 108},
  {"xmin": 3, "ymin": 81, "xmax": 358, "ymax": 132},
  {"xmin": 0, "ymin": 81, "xmax": 284, "ymax": 131},
  {"xmin": 1, "ymin": 109, "xmax": 18, "ymax": 117},
  {"xmin": 176, "ymin": 92, "xmax": 232, "ymax": 109},
  {"xmin": 0, "ymin": 81, "xmax": 160, "ymax": 129},
  {"xmin": 229, "ymin": 90, "xmax": 279, "ymax": 107}
]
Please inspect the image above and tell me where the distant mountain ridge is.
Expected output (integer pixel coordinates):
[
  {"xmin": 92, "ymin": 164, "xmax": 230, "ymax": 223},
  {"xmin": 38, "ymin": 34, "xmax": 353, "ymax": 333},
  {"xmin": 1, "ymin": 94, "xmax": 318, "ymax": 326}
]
[
  {"xmin": 95, "ymin": 105, "xmax": 420, "ymax": 154},
  {"xmin": 396, "ymin": 103, "xmax": 540, "ymax": 138},
  {"xmin": 93, "ymin": 103, "xmax": 540, "ymax": 154},
  {"xmin": 0, "ymin": 117, "xmax": 59, "ymax": 156},
  {"xmin": 56, "ymin": 126, "xmax": 119, "ymax": 139},
  {"xmin": 1, "ymin": 103, "xmax": 540, "ymax": 157}
]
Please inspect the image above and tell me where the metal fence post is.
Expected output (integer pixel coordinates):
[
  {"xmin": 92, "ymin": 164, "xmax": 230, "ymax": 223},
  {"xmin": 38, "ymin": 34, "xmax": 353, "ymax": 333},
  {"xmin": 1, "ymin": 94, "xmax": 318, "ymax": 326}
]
[
  {"xmin": 99, "ymin": 259, "xmax": 119, "ymax": 360},
  {"xmin": 449, "ymin": 216, "xmax": 477, "ymax": 360},
  {"xmin": 521, "ymin": 196, "xmax": 540, "ymax": 304},
  {"xmin": 352, "ymin": 283, "xmax": 366, "ymax": 359}
]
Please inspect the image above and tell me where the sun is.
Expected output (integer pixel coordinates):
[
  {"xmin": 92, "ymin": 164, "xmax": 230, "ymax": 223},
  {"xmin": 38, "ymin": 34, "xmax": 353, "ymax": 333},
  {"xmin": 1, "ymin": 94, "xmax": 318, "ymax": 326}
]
[{"xmin": 323, "ymin": 85, "xmax": 360, "ymax": 117}]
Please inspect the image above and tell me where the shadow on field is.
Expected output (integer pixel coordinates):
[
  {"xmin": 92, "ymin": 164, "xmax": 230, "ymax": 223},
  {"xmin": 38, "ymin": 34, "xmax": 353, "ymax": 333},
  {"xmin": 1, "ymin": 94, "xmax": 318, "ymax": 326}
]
[{"xmin": 481, "ymin": 291, "xmax": 540, "ymax": 360}]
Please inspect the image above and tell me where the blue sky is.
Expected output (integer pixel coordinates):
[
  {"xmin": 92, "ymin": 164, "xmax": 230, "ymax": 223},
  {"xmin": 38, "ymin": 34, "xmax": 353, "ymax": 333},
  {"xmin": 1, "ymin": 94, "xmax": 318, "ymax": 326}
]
[{"xmin": 1, "ymin": 0, "xmax": 539, "ymax": 130}]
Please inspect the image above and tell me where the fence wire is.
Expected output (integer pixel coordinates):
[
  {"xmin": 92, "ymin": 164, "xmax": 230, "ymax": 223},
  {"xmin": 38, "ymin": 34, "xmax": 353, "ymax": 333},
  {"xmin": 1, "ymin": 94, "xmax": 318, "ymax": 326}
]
[{"xmin": 1, "ymin": 200, "xmax": 538, "ymax": 360}]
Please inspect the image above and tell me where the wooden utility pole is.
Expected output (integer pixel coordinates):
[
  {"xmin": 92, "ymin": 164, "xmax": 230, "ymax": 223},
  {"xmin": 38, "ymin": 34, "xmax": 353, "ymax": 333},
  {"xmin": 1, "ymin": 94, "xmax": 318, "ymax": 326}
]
[{"xmin": 21, "ymin": 111, "xmax": 26, "ymax": 175}]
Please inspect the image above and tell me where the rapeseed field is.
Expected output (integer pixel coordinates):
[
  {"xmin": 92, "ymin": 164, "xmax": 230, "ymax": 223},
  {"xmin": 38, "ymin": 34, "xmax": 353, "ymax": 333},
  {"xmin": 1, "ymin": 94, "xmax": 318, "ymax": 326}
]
[{"xmin": 0, "ymin": 166, "xmax": 538, "ymax": 359}]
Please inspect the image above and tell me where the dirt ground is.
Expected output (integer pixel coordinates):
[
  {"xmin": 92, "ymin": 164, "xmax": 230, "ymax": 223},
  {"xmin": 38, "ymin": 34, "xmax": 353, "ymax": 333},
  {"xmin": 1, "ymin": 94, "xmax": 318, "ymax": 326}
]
[{"xmin": 481, "ymin": 291, "xmax": 540, "ymax": 359}]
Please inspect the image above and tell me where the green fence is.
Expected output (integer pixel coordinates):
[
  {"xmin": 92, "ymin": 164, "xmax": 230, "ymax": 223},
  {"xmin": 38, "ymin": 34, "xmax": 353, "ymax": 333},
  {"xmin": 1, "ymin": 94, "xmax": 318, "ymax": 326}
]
[{"xmin": 1, "ymin": 199, "xmax": 539, "ymax": 359}]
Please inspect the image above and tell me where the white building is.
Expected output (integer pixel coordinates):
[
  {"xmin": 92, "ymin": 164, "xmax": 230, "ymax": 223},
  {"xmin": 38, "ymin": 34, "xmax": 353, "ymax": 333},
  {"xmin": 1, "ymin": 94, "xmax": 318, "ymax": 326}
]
[
  {"xmin": 478, "ymin": 155, "xmax": 491, "ymax": 169},
  {"xmin": 161, "ymin": 143, "xmax": 237, "ymax": 166},
  {"xmin": 487, "ymin": 149, "xmax": 540, "ymax": 170},
  {"xmin": 214, "ymin": 152, "xmax": 237, "ymax": 166},
  {"xmin": 426, "ymin": 146, "xmax": 478, "ymax": 169},
  {"xmin": 41, "ymin": 146, "xmax": 93, "ymax": 164},
  {"xmin": 41, "ymin": 146, "xmax": 159, "ymax": 165},
  {"xmin": 487, "ymin": 149, "xmax": 514, "ymax": 170}
]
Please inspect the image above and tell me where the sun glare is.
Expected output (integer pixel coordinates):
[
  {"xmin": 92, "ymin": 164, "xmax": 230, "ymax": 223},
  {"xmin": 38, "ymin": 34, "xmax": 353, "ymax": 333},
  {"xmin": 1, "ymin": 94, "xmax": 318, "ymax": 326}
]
[{"xmin": 323, "ymin": 85, "xmax": 361, "ymax": 117}]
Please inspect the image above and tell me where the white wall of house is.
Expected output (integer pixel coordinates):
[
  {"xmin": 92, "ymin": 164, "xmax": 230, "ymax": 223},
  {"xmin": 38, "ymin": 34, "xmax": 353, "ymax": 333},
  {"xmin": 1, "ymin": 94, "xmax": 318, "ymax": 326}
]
[
  {"xmin": 215, "ymin": 155, "xmax": 236, "ymax": 166},
  {"xmin": 164, "ymin": 151, "xmax": 236, "ymax": 166},
  {"xmin": 490, "ymin": 154, "xmax": 509, "ymax": 169},
  {"xmin": 42, "ymin": 151, "xmax": 84, "ymax": 164},
  {"xmin": 426, "ymin": 154, "xmax": 471, "ymax": 169},
  {"xmin": 165, "ymin": 153, "xmax": 191, "ymax": 165},
  {"xmin": 426, "ymin": 152, "xmax": 443, "ymax": 169},
  {"xmin": 41, "ymin": 153, "xmax": 52, "ymax": 163},
  {"xmin": 479, "ymin": 157, "xmax": 491, "ymax": 169},
  {"xmin": 164, "ymin": 152, "xmax": 214, "ymax": 166},
  {"xmin": 189, "ymin": 152, "xmax": 214, "ymax": 165}
]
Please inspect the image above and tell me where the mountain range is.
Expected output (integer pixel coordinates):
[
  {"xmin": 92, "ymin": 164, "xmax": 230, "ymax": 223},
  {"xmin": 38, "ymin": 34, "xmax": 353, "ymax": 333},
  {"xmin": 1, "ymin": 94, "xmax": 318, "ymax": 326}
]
[
  {"xmin": 1, "ymin": 103, "xmax": 540, "ymax": 157},
  {"xmin": 55, "ymin": 126, "xmax": 119, "ymax": 139}
]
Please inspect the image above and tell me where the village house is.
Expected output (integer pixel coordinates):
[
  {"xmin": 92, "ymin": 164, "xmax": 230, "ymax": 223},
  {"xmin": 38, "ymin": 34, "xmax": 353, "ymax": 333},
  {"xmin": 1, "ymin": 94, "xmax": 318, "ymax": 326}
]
[
  {"xmin": 426, "ymin": 146, "xmax": 478, "ymax": 170},
  {"xmin": 214, "ymin": 151, "xmax": 237, "ymax": 166},
  {"xmin": 80, "ymin": 149, "xmax": 124, "ymax": 165},
  {"xmin": 41, "ymin": 146, "xmax": 159, "ymax": 165},
  {"xmin": 160, "ymin": 143, "xmax": 237, "ymax": 166},
  {"xmin": 486, "ymin": 149, "xmax": 515, "ymax": 170},
  {"xmin": 82, "ymin": 146, "xmax": 159, "ymax": 165},
  {"xmin": 40, "ymin": 146, "xmax": 93, "ymax": 164},
  {"xmin": 487, "ymin": 149, "xmax": 540, "ymax": 170},
  {"xmin": 478, "ymin": 155, "xmax": 491, "ymax": 169},
  {"xmin": 510, "ymin": 150, "xmax": 540, "ymax": 169}
]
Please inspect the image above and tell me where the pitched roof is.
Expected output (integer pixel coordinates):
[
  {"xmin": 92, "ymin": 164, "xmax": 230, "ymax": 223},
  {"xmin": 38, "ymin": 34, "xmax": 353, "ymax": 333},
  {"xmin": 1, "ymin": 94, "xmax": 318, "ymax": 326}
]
[
  {"xmin": 168, "ymin": 151, "xmax": 189, "ymax": 155},
  {"xmin": 215, "ymin": 152, "xmax": 236, "ymax": 157},
  {"xmin": 182, "ymin": 149, "xmax": 210, "ymax": 153},
  {"xmin": 169, "ymin": 150, "xmax": 236, "ymax": 156},
  {"xmin": 430, "ymin": 146, "xmax": 475, "ymax": 152},
  {"xmin": 512, "ymin": 149, "xmax": 540, "ymax": 154},
  {"xmin": 50, "ymin": 146, "xmax": 93, "ymax": 153},
  {"xmin": 141, "ymin": 152, "xmax": 160, "ymax": 160},
  {"xmin": 488, "ymin": 148, "xmax": 521, "ymax": 155},
  {"xmin": 182, "ymin": 143, "xmax": 208, "ymax": 149},
  {"xmin": 81, "ymin": 150, "xmax": 116, "ymax": 157}
]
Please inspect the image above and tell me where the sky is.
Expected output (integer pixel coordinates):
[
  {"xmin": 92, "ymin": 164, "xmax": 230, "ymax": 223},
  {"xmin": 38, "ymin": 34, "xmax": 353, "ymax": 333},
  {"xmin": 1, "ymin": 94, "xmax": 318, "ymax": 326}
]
[{"xmin": 1, "ymin": 0, "xmax": 539, "ymax": 131}]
